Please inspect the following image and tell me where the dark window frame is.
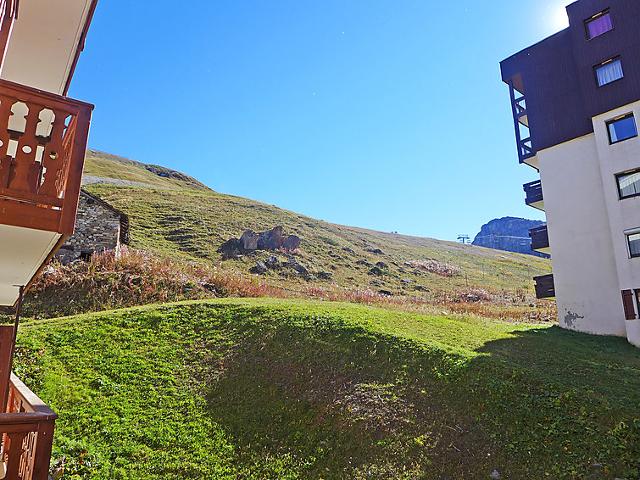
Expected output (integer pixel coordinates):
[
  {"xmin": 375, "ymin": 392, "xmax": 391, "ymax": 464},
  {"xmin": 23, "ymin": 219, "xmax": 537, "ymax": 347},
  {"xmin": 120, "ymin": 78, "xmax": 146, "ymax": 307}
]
[
  {"xmin": 615, "ymin": 168, "xmax": 640, "ymax": 200},
  {"xmin": 626, "ymin": 231, "xmax": 640, "ymax": 259},
  {"xmin": 594, "ymin": 56, "xmax": 624, "ymax": 88},
  {"xmin": 585, "ymin": 9, "xmax": 614, "ymax": 40},
  {"xmin": 607, "ymin": 113, "xmax": 638, "ymax": 145}
]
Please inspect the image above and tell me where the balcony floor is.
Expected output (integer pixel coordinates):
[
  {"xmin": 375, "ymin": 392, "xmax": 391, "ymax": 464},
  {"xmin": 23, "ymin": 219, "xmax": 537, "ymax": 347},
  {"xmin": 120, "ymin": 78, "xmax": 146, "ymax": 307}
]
[
  {"xmin": 532, "ymin": 245, "xmax": 551, "ymax": 255},
  {"xmin": 527, "ymin": 199, "xmax": 545, "ymax": 211},
  {"xmin": 0, "ymin": 224, "xmax": 61, "ymax": 306}
]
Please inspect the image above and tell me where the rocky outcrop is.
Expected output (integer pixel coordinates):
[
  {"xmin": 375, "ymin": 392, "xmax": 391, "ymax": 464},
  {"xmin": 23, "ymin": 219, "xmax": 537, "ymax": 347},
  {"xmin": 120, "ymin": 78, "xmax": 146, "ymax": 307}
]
[
  {"xmin": 282, "ymin": 235, "xmax": 301, "ymax": 251},
  {"xmin": 257, "ymin": 226, "xmax": 285, "ymax": 250},
  {"xmin": 218, "ymin": 227, "xmax": 301, "ymax": 259},
  {"xmin": 369, "ymin": 262, "xmax": 388, "ymax": 276},
  {"xmin": 218, "ymin": 238, "xmax": 244, "ymax": 259},
  {"xmin": 250, "ymin": 254, "xmax": 312, "ymax": 280},
  {"xmin": 472, "ymin": 217, "xmax": 548, "ymax": 258},
  {"xmin": 240, "ymin": 230, "xmax": 259, "ymax": 251}
]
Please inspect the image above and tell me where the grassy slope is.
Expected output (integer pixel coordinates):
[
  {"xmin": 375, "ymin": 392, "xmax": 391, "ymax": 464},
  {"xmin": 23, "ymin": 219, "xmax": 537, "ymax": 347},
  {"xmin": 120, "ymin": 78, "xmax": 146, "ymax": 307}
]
[
  {"xmin": 83, "ymin": 150, "xmax": 209, "ymax": 190},
  {"xmin": 15, "ymin": 299, "xmax": 640, "ymax": 479},
  {"xmin": 82, "ymin": 151, "xmax": 551, "ymax": 301}
]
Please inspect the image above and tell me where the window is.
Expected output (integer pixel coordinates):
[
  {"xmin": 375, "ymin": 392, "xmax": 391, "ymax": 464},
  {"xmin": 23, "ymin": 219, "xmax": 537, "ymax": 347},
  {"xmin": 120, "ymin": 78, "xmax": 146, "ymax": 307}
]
[
  {"xmin": 607, "ymin": 114, "xmax": 638, "ymax": 144},
  {"xmin": 586, "ymin": 10, "xmax": 613, "ymax": 39},
  {"xmin": 596, "ymin": 58, "xmax": 624, "ymax": 86},
  {"xmin": 627, "ymin": 232, "xmax": 640, "ymax": 258},
  {"xmin": 622, "ymin": 290, "xmax": 637, "ymax": 320},
  {"xmin": 616, "ymin": 169, "xmax": 640, "ymax": 199}
]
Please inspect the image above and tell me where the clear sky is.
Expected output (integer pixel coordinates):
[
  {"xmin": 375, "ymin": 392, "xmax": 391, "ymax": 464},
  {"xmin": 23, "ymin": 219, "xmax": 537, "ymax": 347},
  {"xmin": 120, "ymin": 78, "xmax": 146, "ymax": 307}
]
[{"xmin": 70, "ymin": 0, "xmax": 571, "ymax": 241}]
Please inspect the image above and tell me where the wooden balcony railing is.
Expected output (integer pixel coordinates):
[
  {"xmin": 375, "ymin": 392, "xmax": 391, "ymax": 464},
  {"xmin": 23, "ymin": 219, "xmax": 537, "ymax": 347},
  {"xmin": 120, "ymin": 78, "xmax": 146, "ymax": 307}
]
[
  {"xmin": 0, "ymin": 375, "xmax": 57, "ymax": 480},
  {"xmin": 0, "ymin": 79, "xmax": 93, "ymax": 234},
  {"xmin": 0, "ymin": 327, "xmax": 56, "ymax": 480}
]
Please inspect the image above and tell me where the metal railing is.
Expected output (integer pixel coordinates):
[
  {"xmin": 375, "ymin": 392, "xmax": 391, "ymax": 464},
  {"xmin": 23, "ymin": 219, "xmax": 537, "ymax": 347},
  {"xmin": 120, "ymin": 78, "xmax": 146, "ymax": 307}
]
[
  {"xmin": 529, "ymin": 225, "xmax": 550, "ymax": 251},
  {"xmin": 523, "ymin": 180, "xmax": 543, "ymax": 206},
  {"xmin": 534, "ymin": 274, "xmax": 555, "ymax": 299},
  {"xmin": 508, "ymin": 81, "xmax": 537, "ymax": 165}
]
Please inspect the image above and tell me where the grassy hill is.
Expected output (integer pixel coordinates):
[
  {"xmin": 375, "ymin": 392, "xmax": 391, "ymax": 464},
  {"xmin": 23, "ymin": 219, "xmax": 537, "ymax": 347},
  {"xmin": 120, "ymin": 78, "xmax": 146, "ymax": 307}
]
[
  {"xmin": 10, "ymin": 153, "xmax": 638, "ymax": 479},
  {"xmin": 15, "ymin": 299, "xmax": 640, "ymax": 479},
  {"xmin": 75, "ymin": 151, "xmax": 552, "ymax": 321}
]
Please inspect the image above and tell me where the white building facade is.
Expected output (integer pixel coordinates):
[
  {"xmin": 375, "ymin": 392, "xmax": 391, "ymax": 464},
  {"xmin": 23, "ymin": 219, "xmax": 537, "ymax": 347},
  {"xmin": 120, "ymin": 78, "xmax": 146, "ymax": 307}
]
[{"xmin": 501, "ymin": 0, "xmax": 640, "ymax": 346}]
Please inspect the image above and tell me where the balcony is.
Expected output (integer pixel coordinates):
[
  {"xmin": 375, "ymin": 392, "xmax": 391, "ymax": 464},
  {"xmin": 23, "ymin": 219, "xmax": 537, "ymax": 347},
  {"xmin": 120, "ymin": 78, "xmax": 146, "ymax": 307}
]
[
  {"xmin": 523, "ymin": 180, "xmax": 544, "ymax": 211},
  {"xmin": 529, "ymin": 225, "xmax": 550, "ymax": 254},
  {"xmin": 0, "ymin": 326, "xmax": 56, "ymax": 480},
  {"xmin": 507, "ymin": 81, "xmax": 538, "ymax": 170},
  {"xmin": 0, "ymin": 78, "xmax": 92, "ymax": 233},
  {"xmin": 0, "ymin": 79, "xmax": 93, "ymax": 307},
  {"xmin": 534, "ymin": 274, "xmax": 555, "ymax": 299}
]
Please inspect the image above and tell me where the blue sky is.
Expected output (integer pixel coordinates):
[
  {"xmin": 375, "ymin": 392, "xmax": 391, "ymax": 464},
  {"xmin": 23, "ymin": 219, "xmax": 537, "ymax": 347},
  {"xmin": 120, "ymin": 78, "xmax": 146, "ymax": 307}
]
[{"xmin": 70, "ymin": 0, "xmax": 571, "ymax": 241}]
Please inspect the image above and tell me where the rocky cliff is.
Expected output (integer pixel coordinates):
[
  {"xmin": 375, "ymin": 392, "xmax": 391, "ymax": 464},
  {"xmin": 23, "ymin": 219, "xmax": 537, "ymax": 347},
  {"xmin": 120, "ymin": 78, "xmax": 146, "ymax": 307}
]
[{"xmin": 473, "ymin": 217, "xmax": 548, "ymax": 258}]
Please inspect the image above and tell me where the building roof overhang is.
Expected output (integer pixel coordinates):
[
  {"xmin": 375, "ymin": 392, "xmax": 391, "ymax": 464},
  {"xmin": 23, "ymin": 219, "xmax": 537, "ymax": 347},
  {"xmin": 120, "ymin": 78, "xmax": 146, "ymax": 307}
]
[{"xmin": 0, "ymin": 0, "xmax": 98, "ymax": 95}]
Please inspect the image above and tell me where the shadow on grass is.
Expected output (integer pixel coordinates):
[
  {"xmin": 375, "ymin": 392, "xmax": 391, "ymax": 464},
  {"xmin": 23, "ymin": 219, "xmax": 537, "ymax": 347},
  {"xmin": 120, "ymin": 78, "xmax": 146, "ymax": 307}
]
[
  {"xmin": 477, "ymin": 325, "xmax": 640, "ymax": 402},
  {"xmin": 193, "ymin": 305, "xmax": 640, "ymax": 479}
]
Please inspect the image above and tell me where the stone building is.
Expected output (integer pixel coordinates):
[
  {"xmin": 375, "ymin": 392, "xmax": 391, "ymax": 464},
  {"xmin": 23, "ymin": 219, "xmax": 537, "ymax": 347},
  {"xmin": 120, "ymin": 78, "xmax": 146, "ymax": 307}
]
[{"xmin": 55, "ymin": 190, "xmax": 129, "ymax": 264}]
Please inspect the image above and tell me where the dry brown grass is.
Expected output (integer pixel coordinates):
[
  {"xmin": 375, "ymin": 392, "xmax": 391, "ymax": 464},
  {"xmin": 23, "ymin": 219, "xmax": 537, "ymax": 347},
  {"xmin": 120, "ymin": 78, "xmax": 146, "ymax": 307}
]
[
  {"xmin": 15, "ymin": 248, "xmax": 555, "ymax": 323},
  {"xmin": 404, "ymin": 259, "xmax": 462, "ymax": 277}
]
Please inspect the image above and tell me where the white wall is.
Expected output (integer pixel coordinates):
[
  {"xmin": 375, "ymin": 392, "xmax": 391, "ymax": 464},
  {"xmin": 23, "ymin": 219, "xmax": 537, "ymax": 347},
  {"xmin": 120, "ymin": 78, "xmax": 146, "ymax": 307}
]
[
  {"xmin": 0, "ymin": 225, "xmax": 60, "ymax": 306},
  {"xmin": 538, "ymin": 135, "xmax": 627, "ymax": 337},
  {"xmin": 592, "ymin": 100, "xmax": 640, "ymax": 344}
]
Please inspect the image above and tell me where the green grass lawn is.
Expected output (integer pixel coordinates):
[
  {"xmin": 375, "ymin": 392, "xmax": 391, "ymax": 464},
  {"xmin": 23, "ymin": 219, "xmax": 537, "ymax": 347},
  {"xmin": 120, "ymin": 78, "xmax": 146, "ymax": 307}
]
[{"xmin": 14, "ymin": 299, "xmax": 640, "ymax": 479}]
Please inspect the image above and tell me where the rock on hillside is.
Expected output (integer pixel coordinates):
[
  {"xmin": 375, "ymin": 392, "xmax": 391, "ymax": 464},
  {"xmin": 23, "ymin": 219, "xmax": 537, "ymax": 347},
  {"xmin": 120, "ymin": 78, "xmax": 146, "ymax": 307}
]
[{"xmin": 473, "ymin": 217, "xmax": 548, "ymax": 258}]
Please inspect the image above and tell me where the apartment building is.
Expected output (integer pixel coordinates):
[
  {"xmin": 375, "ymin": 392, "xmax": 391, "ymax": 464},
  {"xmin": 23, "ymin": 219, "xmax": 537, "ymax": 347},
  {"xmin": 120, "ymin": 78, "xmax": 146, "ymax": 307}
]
[
  {"xmin": 0, "ymin": 0, "xmax": 96, "ymax": 477},
  {"xmin": 501, "ymin": 0, "xmax": 640, "ymax": 347}
]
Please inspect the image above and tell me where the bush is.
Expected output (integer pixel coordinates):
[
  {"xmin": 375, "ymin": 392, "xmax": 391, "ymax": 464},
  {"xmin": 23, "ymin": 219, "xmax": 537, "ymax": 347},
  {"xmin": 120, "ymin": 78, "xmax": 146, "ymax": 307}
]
[
  {"xmin": 405, "ymin": 259, "xmax": 462, "ymax": 277},
  {"xmin": 20, "ymin": 248, "xmax": 283, "ymax": 318}
]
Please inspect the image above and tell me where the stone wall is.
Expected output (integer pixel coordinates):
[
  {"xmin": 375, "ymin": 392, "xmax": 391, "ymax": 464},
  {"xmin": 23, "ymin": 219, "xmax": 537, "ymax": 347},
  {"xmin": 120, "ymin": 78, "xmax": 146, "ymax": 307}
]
[{"xmin": 55, "ymin": 192, "xmax": 124, "ymax": 264}]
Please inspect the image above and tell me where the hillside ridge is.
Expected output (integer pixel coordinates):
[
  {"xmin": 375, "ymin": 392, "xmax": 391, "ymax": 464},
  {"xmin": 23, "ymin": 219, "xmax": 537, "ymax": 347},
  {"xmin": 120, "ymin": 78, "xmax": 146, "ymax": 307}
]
[{"xmin": 73, "ymin": 150, "xmax": 555, "ymax": 321}]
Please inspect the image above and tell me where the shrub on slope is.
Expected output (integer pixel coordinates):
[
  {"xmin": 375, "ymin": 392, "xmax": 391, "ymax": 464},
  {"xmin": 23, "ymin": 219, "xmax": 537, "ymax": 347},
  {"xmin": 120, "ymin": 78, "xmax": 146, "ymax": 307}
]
[
  {"xmin": 11, "ymin": 249, "xmax": 555, "ymax": 323},
  {"xmin": 20, "ymin": 249, "xmax": 279, "ymax": 318}
]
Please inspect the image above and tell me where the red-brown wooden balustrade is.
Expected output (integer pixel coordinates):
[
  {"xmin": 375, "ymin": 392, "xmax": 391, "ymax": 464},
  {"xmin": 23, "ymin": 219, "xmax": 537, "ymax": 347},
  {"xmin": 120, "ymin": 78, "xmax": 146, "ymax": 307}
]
[
  {"xmin": 0, "ymin": 326, "xmax": 56, "ymax": 480},
  {"xmin": 0, "ymin": 79, "xmax": 93, "ymax": 234}
]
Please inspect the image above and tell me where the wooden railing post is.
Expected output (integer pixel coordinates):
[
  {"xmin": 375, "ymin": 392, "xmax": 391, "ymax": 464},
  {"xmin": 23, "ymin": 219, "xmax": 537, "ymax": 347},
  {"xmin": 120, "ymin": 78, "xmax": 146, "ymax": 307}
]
[
  {"xmin": 31, "ymin": 421, "xmax": 55, "ymax": 480},
  {"xmin": 5, "ymin": 431, "xmax": 26, "ymax": 480},
  {"xmin": 0, "ymin": 325, "xmax": 14, "ymax": 411},
  {"xmin": 59, "ymin": 107, "xmax": 92, "ymax": 234}
]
